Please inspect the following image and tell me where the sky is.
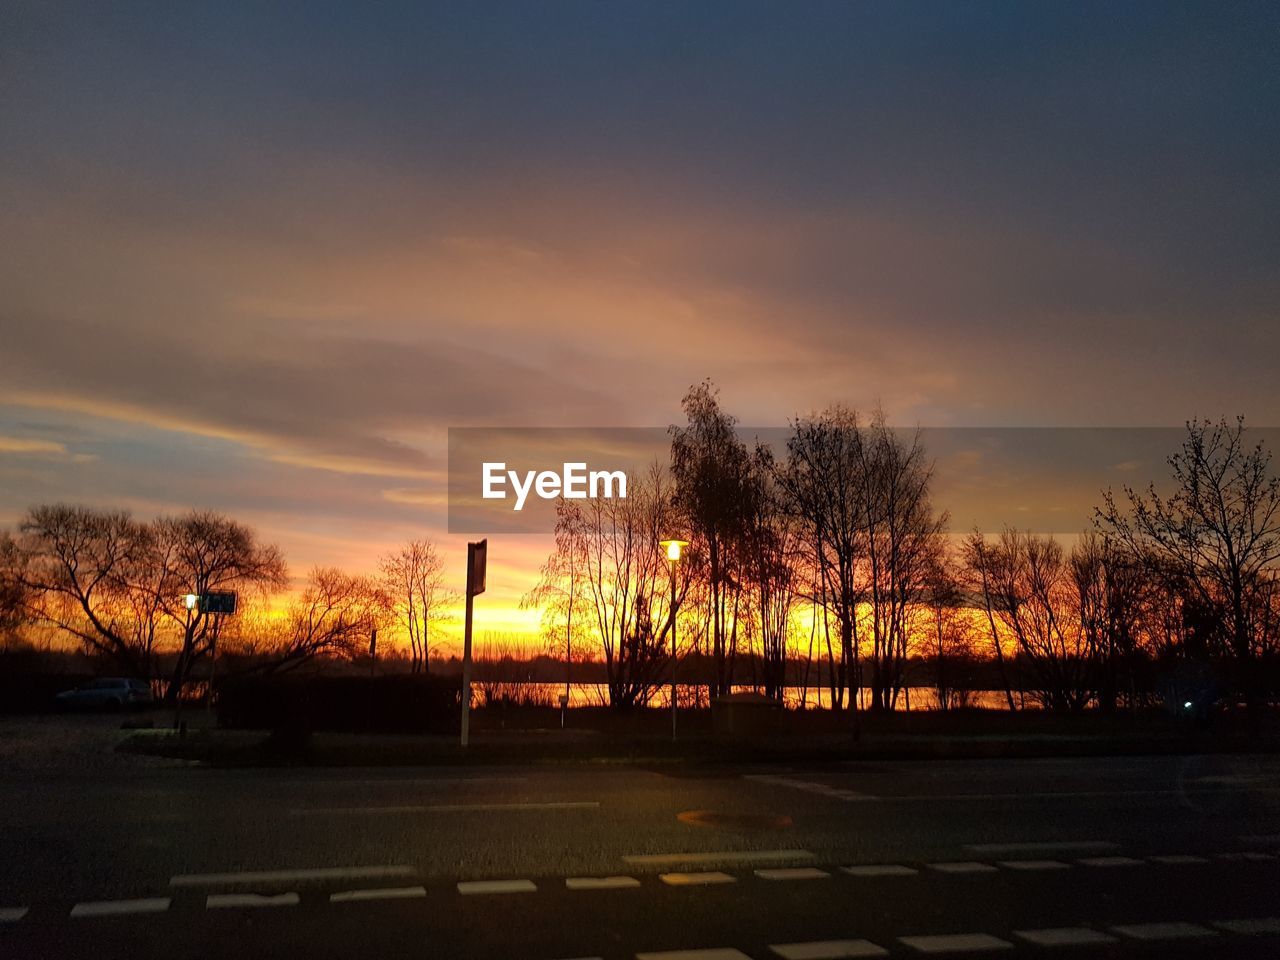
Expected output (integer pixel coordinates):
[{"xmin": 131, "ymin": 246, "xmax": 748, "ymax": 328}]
[{"xmin": 2, "ymin": 1, "xmax": 1278, "ymax": 653}]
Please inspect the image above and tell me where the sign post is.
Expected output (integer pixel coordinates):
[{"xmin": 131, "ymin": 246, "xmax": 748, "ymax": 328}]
[
  {"xmin": 202, "ymin": 592, "xmax": 236, "ymax": 721},
  {"xmin": 460, "ymin": 539, "xmax": 486, "ymax": 748}
]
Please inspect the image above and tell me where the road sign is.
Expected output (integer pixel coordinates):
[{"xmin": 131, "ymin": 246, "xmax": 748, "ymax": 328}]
[
  {"xmin": 461, "ymin": 539, "xmax": 487, "ymax": 748},
  {"xmin": 202, "ymin": 592, "xmax": 237, "ymax": 615},
  {"xmin": 468, "ymin": 539, "xmax": 487, "ymax": 596}
]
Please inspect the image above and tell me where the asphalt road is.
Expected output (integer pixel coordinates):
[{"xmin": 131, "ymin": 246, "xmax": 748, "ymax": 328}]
[{"xmin": 2, "ymin": 715, "xmax": 1280, "ymax": 959}]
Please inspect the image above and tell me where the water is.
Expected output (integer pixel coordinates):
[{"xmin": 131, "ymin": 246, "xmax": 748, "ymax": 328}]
[{"xmin": 473, "ymin": 681, "xmax": 1012, "ymax": 711}]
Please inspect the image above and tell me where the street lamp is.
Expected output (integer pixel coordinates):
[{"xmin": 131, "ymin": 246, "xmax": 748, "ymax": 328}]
[
  {"xmin": 184, "ymin": 593, "xmax": 199, "ymax": 611},
  {"xmin": 659, "ymin": 538, "xmax": 688, "ymax": 742}
]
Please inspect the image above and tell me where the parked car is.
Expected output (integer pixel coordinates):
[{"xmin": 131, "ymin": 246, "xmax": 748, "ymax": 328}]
[{"xmin": 55, "ymin": 678, "xmax": 154, "ymax": 710}]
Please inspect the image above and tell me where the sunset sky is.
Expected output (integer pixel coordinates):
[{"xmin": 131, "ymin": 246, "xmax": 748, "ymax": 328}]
[{"xmin": 3, "ymin": 2, "xmax": 1278, "ymax": 654}]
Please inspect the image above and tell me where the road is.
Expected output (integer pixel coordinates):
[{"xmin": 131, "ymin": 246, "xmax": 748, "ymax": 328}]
[{"xmin": 2, "ymin": 716, "xmax": 1279, "ymax": 959}]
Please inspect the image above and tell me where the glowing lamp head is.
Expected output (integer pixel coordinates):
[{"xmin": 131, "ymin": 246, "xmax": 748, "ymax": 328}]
[
  {"xmin": 660, "ymin": 539, "xmax": 688, "ymax": 562},
  {"xmin": 184, "ymin": 593, "xmax": 199, "ymax": 611}
]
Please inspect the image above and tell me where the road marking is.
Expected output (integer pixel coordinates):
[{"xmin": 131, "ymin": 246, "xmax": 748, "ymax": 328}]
[
  {"xmin": 457, "ymin": 879, "xmax": 537, "ymax": 895},
  {"xmin": 566, "ymin": 876, "xmax": 642, "ymax": 890},
  {"xmin": 624, "ymin": 849, "xmax": 814, "ymax": 867},
  {"xmin": 0, "ymin": 907, "xmax": 28, "ymax": 923},
  {"xmin": 329, "ymin": 886, "xmax": 427, "ymax": 902},
  {"xmin": 659, "ymin": 872, "xmax": 736, "ymax": 886},
  {"xmin": 1110, "ymin": 922, "xmax": 1217, "ymax": 940},
  {"xmin": 899, "ymin": 933, "xmax": 1012, "ymax": 953},
  {"xmin": 206, "ymin": 893, "xmax": 299, "ymax": 909},
  {"xmin": 1149, "ymin": 854, "xmax": 1210, "ymax": 864},
  {"xmin": 636, "ymin": 950, "xmax": 753, "ymax": 960},
  {"xmin": 70, "ymin": 898, "xmax": 170, "ymax": 917},
  {"xmin": 842, "ymin": 864, "xmax": 918, "ymax": 877},
  {"xmin": 291, "ymin": 801, "xmax": 600, "ymax": 815},
  {"xmin": 1077, "ymin": 856, "xmax": 1143, "ymax": 867},
  {"xmin": 926, "ymin": 861, "xmax": 998, "ymax": 874},
  {"xmin": 171, "ymin": 865, "xmax": 416, "ymax": 887},
  {"xmin": 965, "ymin": 840, "xmax": 1117, "ymax": 855},
  {"xmin": 878, "ymin": 789, "xmax": 1206, "ymax": 801},
  {"xmin": 1214, "ymin": 918, "xmax": 1280, "ymax": 935},
  {"xmin": 996, "ymin": 859, "xmax": 1069, "ymax": 871},
  {"xmin": 744, "ymin": 775, "xmax": 877, "ymax": 801},
  {"xmin": 755, "ymin": 867, "xmax": 831, "ymax": 881},
  {"xmin": 1013, "ymin": 927, "xmax": 1117, "ymax": 947},
  {"xmin": 1218, "ymin": 851, "xmax": 1275, "ymax": 861},
  {"xmin": 769, "ymin": 939, "xmax": 889, "ymax": 958}
]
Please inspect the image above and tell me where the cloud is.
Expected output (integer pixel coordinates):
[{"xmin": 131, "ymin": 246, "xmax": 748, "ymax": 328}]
[{"xmin": 0, "ymin": 435, "xmax": 95, "ymax": 462}]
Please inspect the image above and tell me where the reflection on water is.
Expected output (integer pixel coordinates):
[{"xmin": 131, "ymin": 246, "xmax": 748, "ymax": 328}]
[{"xmin": 486, "ymin": 682, "xmax": 1013, "ymax": 711}]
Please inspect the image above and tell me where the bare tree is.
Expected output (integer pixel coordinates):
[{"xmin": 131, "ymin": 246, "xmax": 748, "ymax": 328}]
[
  {"xmin": 153, "ymin": 510, "xmax": 287, "ymax": 701},
  {"xmin": 743, "ymin": 443, "xmax": 800, "ymax": 699},
  {"xmin": 14, "ymin": 505, "xmax": 161, "ymax": 676},
  {"xmin": 779, "ymin": 406, "xmax": 867, "ymax": 713},
  {"xmin": 924, "ymin": 549, "xmax": 976, "ymax": 710},
  {"xmin": 1097, "ymin": 418, "xmax": 1280, "ymax": 680},
  {"xmin": 858, "ymin": 416, "xmax": 948, "ymax": 711},
  {"xmin": 521, "ymin": 508, "xmax": 590, "ymax": 706},
  {"xmin": 0, "ymin": 531, "xmax": 31, "ymax": 640},
  {"xmin": 966, "ymin": 529, "xmax": 1099, "ymax": 712},
  {"xmin": 670, "ymin": 380, "xmax": 754, "ymax": 697},
  {"xmin": 533, "ymin": 465, "xmax": 685, "ymax": 708},
  {"xmin": 380, "ymin": 539, "xmax": 452, "ymax": 673},
  {"xmin": 261, "ymin": 567, "xmax": 388, "ymax": 674}
]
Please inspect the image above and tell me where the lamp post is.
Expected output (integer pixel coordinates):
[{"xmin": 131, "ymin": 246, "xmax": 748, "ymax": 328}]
[{"xmin": 659, "ymin": 539, "xmax": 687, "ymax": 742}]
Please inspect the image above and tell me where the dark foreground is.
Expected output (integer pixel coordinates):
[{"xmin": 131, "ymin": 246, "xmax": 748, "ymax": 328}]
[{"xmin": 2, "ymin": 715, "xmax": 1279, "ymax": 959}]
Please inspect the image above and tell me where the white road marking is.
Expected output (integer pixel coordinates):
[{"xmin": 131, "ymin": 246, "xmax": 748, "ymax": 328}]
[
  {"xmin": 456, "ymin": 879, "xmax": 537, "ymax": 895},
  {"xmin": 1110, "ymin": 922, "xmax": 1217, "ymax": 940},
  {"xmin": 625, "ymin": 849, "xmax": 815, "ymax": 867},
  {"xmin": 0, "ymin": 907, "xmax": 28, "ymax": 923},
  {"xmin": 1148, "ymin": 854, "xmax": 1210, "ymax": 864},
  {"xmin": 996, "ymin": 859, "xmax": 1069, "ymax": 871},
  {"xmin": 171, "ymin": 865, "xmax": 416, "ymax": 887},
  {"xmin": 1077, "ymin": 856, "xmax": 1143, "ymax": 867},
  {"xmin": 965, "ymin": 840, "xmax": 1117, "ymax": 855},
  {"xmin": 329, "ymin": 886, "xmax": 427, "ymax": 902},
  {"xmin": 1218, "ymin": 851, "xmax": 1274, "ymax": 861},
  {"xmin": 636, "ymin": 950, "xmax": 753, "ymax": 960},
  {"xmin": 307, "ymin": 776, "xmax": 529, "ymax": 785},
  {"xmin": 744, "ymin": 775, "xmax": 877, "ymax": 801},
  {"xmin": 291, "ymin": 801, "xmax": 600, "ymax": 815},
  {"xmin": 566, "ymin": 876, "xmax": 642, "ymax": 890},
  {"xmin": 659, "ymin": 872, "xmax": 737, "ymax": 886},
  {"xmin": 70, "ymin": 898, "xmax": 170, "ymax": 917},
  {"xmin": 1013, "ymin": 927, "xmax": 1117, "ymax": 947},
  {"xmin": 755, "ymin": 867, "xmax": 830, "ymax": 881},
  {"xmin": 899, "ymin": 933, "xmax": 1012, "ymax": 953},
  {"xmin": 926, "ymin": 861, "xmax": 998, "ymax": 874},
  {"xmin": 1214, "ymin": 918, "xmax": 1280, "ymax": 935},
  {"xmin": 769, "ymin": 939, "xmax": 889, "ymax": 958},
  {"xmin": 842, "ymin": 864, "xmax": 918, "ymax": 877},
  {"xmin": 206, "ymin": 892, "xmax": 299, "ymax": 909}
]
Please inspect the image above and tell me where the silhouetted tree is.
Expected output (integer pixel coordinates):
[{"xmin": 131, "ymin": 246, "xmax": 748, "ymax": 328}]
[
  {"xmin": 262, "ymin": 567, "xmax": 388, "ymax": 674},
  {"xmin": 380, "ymin": 539, "xmax": 452, "ymax": 673},
  {"xmin": 779, "ymin": 406, "xmax": 866, "ymax": 713},
  {"xmin": 1097, "ymin": 418, "xmax": 1280, "ymax": 711},
  {"xmin": 14, "ymin": 505, "xmax": 161, "ymax": 676},
  {"xmin": 154, "ymin": 510, "xmax": 287, "ymax": 701},
  {"xmin": 670, "ymin": 381, "xmax": 755, "ymax": 697}
]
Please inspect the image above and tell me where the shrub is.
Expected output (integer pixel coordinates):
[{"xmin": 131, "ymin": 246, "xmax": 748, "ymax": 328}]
[{"xmin": 216, "ymin": 673, "xmax": 461, "ymax": 734}]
